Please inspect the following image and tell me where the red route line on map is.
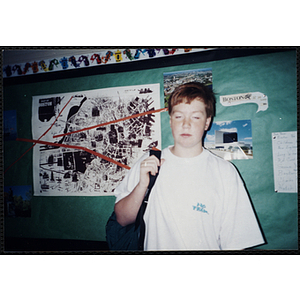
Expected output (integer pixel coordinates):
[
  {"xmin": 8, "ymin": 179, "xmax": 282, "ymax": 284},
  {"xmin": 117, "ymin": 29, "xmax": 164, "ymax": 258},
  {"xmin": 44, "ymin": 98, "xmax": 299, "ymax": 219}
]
[
  {"xmin": 4, "ymin": 96, "xmax": 74, "ymax": 174},
  {"xmin": 53, "ymin": 107, "xmax": 168, "ymax": 138},
  {"xmin": 16, "ymin": 138, "xmax": 131, "ymax": 170},
  {"xmin": 6, "ymin": 100, "xmax": 166, "ymax": 174}
]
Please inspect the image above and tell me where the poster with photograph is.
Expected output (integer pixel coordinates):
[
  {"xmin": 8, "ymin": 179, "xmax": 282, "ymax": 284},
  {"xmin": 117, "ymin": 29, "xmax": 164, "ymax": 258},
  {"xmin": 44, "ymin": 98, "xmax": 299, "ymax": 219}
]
[
  {"xmin": 163, "ymin": 68, "xmax": 212, "ymax": 107},
  {"xmin": 4, "ymin": 110, "xmax": 17, "ymax": 141},
  {"xmin": 31, "ymin": 84, "xmax": 161, "ymax": 196},
  {"xmin": 4, "ymin": 185, "xmax": 32, "ymax": 217},
  {"xmin": 204, "ymin": 120, "xmax": 253, "ymax": 161}
]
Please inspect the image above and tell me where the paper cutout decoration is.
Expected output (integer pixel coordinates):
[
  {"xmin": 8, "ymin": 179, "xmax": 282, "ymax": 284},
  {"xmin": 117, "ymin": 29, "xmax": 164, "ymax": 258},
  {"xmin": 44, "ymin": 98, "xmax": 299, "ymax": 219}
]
[{"xmin": 220, "ymin": 92, "xmax": 268, "ymax": 113}]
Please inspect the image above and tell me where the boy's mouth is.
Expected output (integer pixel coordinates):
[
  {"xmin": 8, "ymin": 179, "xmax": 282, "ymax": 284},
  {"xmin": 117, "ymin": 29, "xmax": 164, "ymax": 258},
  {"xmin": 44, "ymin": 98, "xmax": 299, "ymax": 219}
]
[{"xmin": 180, "ymin": 134, "xmax": 192, "ymax": 137}]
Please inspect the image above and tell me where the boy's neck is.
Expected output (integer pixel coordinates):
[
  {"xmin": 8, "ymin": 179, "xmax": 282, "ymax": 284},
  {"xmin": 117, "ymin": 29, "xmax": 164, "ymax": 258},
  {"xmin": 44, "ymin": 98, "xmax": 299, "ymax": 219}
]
[{"xmin": 170, "ymin": 145, "xmax": 203, "ymax": 158}]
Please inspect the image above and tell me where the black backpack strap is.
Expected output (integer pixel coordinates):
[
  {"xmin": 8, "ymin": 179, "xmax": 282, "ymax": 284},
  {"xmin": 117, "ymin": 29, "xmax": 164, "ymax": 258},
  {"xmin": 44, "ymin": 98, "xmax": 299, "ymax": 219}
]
[
  {"xmin": 146, "ymin": 149, "xmax": 162, "ymax": 194},
  {"xmin": 136, "ymin": 149, "xmax": 161, "ymax": 250}
]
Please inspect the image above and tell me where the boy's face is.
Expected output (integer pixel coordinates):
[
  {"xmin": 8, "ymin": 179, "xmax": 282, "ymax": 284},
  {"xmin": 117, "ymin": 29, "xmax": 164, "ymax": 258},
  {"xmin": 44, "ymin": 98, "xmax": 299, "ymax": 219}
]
[{"xmin": 170, "ymin": 98, "xmax": 211, "ymax": 156}]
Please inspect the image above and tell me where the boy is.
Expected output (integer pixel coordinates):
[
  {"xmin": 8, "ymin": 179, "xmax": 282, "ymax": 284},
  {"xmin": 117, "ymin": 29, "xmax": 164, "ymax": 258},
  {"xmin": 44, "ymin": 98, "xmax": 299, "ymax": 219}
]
[{"xmin": 114, "ymin": 82, "xmax": 265, "ymax": 250}]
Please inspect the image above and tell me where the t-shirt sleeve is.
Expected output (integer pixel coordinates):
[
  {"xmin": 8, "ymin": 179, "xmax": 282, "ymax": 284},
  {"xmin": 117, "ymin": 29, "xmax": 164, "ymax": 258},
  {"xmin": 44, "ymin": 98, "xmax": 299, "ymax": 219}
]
[
  {"xmin": 114, "ymin": 152, "xmax": 149, "ymax": 203},
  {"xmin": 219, "ymin": 164, "xmax": 265, "ymax": 250}
]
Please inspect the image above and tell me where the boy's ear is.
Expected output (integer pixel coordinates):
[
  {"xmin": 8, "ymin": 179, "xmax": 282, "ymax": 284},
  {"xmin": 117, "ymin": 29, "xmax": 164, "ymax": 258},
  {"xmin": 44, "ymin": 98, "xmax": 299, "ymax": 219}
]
[{"xmin": 205, "ymin": 116, "xmax": 212, "ymax": 131}]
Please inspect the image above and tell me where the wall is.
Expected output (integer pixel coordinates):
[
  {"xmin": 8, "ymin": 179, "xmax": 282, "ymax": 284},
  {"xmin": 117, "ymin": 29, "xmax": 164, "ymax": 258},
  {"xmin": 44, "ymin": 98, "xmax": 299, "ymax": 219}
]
[{"xmin": 4, "ymin": 50, "xmax": 297, "ymax": 250}]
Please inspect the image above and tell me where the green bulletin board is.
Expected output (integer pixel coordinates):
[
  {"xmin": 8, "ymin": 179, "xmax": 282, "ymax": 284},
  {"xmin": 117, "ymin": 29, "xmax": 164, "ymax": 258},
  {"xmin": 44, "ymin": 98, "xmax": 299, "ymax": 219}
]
[{"xmin": 4, "ymin": 50, "xmax": 297, "ymax": 250}]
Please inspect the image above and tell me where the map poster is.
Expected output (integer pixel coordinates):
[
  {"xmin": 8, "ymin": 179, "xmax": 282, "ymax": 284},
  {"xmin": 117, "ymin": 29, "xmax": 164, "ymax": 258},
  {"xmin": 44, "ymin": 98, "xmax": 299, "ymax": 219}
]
[{"xmin": 32, "ymin": 84, "xmax": 161, "ymax": 196}]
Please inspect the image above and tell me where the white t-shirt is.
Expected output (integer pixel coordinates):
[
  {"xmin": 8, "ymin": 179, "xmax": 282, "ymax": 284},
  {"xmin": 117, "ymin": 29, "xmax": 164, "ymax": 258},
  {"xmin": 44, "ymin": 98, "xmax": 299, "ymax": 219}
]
[{"xmin": 115, "ymin": 147, "xmax": 265, "ymax": 251}]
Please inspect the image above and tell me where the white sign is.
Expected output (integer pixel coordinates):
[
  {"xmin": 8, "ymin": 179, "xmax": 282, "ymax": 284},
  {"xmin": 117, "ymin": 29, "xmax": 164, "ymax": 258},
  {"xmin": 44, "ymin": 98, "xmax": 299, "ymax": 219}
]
[
  {"xmin": 220, "ymin": 92, "xmax": 268, "ymax": 113},
  {"xmin": 272, "ymin": 131, "xmax": 297, "ymax": 193}
]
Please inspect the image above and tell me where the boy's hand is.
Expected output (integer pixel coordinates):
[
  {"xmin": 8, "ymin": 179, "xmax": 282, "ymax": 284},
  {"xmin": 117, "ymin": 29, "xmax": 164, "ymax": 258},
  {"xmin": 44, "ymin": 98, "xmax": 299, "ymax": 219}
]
[{"xmin": 139, "ymin": 155, "xmax": 165, "ymax": 188}]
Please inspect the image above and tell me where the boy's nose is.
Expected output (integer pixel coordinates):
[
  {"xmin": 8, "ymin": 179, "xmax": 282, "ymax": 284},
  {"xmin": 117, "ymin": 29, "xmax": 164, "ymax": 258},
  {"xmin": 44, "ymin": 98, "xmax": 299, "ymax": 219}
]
[{"xmin": 182, "ymin": 118, "xmax": 191, "ymax": 128}]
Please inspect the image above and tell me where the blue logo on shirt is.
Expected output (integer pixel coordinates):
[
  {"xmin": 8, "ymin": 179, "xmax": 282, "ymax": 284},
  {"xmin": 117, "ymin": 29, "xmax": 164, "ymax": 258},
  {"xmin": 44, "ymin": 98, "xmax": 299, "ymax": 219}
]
[{"xmin": 193, "ymin": 203, "xmax": 208, "ymax": 214}]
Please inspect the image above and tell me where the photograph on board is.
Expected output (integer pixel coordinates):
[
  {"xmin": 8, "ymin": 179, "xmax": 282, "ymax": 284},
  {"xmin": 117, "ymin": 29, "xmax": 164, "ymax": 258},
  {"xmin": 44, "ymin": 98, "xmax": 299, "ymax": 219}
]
[
  {"xmin": 163, "ymin": 68, "xmax": 213, "ymax": 108},
  {"xmin": 4, "ymin": 185, "xmax": 32, "ymax": 218},
  {"xmin": 204, "ymin": 119, "xmax": 253, "ymax": 161}
]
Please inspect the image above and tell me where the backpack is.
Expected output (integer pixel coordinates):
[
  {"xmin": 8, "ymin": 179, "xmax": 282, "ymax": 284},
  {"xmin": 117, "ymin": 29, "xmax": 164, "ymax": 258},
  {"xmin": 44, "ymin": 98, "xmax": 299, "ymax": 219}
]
[{"xmin": 106, "ymin": 150, "xmax": 161, "ymax": 251}]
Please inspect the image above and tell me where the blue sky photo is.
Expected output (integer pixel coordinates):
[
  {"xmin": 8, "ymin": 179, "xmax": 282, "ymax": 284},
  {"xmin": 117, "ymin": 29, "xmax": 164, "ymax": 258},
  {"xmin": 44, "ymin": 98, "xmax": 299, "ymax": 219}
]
[{"xmin": 204, "ymin": 119, "xmax": 253, "ymax": 148}]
